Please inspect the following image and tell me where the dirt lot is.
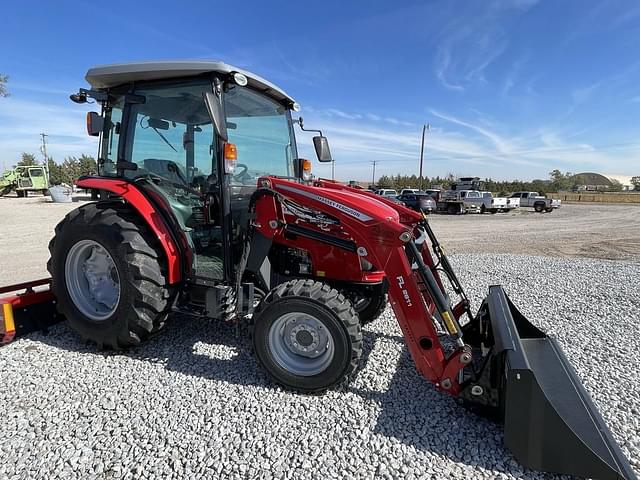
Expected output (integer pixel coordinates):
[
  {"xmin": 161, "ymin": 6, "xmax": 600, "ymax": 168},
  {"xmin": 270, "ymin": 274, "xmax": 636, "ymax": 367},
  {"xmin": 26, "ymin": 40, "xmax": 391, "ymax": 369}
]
[
  {"xmin": 1, "ymin": 195, "xmax": 639, "ymax": 286},
  {"xmin": 429, "ymin": 202, "xmax": 640, "ymax": 262}
]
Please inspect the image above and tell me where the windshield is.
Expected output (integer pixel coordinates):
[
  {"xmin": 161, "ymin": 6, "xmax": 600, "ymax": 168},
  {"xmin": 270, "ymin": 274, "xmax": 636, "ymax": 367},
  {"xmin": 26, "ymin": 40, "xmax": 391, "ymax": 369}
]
[{"xmin": 223, "ymin": 84, "xmax": 296, "ymax": 185}]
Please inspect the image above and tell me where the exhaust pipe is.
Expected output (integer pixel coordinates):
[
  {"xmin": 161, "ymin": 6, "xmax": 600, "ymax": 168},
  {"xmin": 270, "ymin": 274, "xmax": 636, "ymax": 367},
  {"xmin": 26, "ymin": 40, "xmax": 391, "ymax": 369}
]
[{"xmin": 460, "ymin": 286, "xmax": 636, "ymax": 479}]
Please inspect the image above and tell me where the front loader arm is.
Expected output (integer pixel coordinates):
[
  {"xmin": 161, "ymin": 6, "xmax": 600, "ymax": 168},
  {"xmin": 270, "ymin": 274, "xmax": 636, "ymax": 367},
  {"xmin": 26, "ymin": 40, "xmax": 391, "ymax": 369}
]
[{"xmin": 253, "ymin": 177, "xmax": 471, "ymax": 392}]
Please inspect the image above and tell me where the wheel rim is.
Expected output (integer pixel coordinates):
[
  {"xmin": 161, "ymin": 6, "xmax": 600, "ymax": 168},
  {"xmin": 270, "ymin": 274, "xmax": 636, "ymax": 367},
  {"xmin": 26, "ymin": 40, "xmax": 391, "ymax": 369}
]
[
  {"xmin": 268, "ymin": 312, "xmax": 335, "ymax": 376},
  {"xmin": 64, "ymin": 239, "xmax": 120, "ymax": 321}
]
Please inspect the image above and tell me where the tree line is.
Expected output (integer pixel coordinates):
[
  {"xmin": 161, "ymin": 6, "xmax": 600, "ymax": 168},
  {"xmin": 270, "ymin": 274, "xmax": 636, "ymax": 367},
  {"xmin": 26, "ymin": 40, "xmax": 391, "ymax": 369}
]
[
  {"xmin": 376, "ymin": 169, "xmax": 633, "ymax": 194},
  {"xmin": 16, "ymin": 152, "xmax": 98, "ymax": 186},
  {"xmin": 11, "ymin": 150, "xmax": 640, "ymax": 193}
]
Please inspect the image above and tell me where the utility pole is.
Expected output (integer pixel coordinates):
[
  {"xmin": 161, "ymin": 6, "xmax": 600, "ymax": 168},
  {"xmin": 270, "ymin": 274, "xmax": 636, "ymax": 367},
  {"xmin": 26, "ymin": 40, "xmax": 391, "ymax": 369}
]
[
  {"xmin": 370, "ymin": 160, "xmax": 379, "ymax": 187},
  {"xmin": 40, "ymin": 133, "xmax": 49, "ymax": 164},
  {"xmin": 419, "ymin": 123, "xmax": 430, "ymax": 190}
]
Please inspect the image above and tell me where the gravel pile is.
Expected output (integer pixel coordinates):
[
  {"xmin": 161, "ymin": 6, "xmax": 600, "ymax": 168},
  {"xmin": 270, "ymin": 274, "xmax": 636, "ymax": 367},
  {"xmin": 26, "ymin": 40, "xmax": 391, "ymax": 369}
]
[{"xmin": 1, "ymin": 253, "xmax": 638, "ymax": 480}]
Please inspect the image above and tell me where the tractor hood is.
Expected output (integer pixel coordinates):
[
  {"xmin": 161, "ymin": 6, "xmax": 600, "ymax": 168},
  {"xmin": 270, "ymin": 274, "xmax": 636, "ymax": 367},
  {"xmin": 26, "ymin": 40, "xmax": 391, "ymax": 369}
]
[{"xmin": 272, "ymin": 179, "xmax": 401, "ymax": 225}]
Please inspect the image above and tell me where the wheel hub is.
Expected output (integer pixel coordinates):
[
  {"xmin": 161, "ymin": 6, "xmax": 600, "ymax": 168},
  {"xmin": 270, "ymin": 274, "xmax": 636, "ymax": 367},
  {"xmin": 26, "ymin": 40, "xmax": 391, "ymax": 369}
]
[
  {"xmin": 65, "ymin": 240, "xmax": 121, "ymax": 321},
  {"xmin": 289, "ymin": 324, "xmax": 319, "ymax": 353},
  {"xmin": 268, "ymin": 312, "xmax": 335, "ymax": 376}
]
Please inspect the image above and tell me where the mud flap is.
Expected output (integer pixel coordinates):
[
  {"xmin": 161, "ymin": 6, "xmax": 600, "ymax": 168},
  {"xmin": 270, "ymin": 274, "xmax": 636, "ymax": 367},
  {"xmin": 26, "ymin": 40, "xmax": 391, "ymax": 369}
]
[{"xmin": 466, "ymin": 286, "xmax": 636, "ymax": 480}]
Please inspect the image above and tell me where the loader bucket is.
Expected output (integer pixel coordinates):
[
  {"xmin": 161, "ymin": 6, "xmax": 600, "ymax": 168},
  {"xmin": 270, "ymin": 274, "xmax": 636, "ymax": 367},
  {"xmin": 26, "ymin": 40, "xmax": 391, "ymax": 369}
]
[{"xmin": 467, "ymin": 286, "xmax": 636, "ymax": 480}]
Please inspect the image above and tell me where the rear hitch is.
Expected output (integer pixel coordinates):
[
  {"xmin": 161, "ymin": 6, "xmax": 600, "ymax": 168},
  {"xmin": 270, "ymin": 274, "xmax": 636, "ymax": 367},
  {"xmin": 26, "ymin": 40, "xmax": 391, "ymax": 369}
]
[{"xmin": 0, "ymin": 279, "xmax": 62, "ymax": 344}]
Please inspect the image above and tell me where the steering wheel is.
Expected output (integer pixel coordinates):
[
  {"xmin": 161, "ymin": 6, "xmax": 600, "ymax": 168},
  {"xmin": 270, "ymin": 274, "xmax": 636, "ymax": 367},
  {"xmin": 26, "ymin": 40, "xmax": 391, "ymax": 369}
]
[{"xmin": 232, "ymin": 163, "xmax": 250, "ymax": 183}]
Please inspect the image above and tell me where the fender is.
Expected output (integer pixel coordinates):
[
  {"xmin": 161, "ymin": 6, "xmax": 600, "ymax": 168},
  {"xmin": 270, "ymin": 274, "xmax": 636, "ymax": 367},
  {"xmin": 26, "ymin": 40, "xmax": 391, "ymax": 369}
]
[{"xmin": 76, "ymin": 177, "xmax": 181, "ymax": 284}]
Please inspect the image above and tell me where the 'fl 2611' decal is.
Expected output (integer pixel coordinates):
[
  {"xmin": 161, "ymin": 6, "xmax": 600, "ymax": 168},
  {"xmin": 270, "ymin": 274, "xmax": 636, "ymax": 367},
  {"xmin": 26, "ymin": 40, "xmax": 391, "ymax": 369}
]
[{"xmin": 396, "ymin": 275, "xmax": 413, "ymax": 307}]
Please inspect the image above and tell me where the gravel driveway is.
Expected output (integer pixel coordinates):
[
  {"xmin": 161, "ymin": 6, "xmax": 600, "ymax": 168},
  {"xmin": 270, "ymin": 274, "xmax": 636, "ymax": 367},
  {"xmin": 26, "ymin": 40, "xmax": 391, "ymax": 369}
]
[{"xmin": 1, "ymin": 196, "xmax": 639, "ymax": 479}]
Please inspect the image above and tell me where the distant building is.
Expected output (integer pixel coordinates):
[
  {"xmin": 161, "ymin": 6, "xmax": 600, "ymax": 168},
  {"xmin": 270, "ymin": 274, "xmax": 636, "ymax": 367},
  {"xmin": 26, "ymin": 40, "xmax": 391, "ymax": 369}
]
[
  {"xmin": 605, "ymin": 175, "xmax": 634, "ymax": 191},
  {"xmin": 570, "ymin": 172, "xmax": 612, "ymax": 192}
]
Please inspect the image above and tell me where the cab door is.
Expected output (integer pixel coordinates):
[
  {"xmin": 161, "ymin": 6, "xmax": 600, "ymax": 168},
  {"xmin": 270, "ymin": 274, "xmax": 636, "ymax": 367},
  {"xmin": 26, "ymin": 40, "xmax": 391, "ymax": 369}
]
[{"xmin": 121, "ymin": 80, "xmax": 226, "ymax": 281}]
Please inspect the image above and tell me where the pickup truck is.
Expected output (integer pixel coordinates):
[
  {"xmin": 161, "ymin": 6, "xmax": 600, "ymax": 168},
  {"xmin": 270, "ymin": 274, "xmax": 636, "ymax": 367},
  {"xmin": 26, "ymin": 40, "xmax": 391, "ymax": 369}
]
[
  {"xmin": 437, "ymin": 189, "xmax": 482, "ymax": 214},
  {"xmin": 509, "ymin": 191, "xmax": 561, "ymax": 212},
  {"xmin": 375, "ymin": 188, "xmax": 398, "ymax": 198},
  {"xmin": 478, "ymin": 192, "xmax": 517, "ymax": 213}
]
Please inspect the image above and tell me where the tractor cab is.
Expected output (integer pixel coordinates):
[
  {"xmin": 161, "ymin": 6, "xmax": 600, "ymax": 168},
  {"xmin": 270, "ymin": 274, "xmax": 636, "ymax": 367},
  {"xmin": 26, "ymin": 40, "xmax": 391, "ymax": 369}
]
[{"xmin": 74, "ymin": 61, "xmax": 327, "ymax": 285}]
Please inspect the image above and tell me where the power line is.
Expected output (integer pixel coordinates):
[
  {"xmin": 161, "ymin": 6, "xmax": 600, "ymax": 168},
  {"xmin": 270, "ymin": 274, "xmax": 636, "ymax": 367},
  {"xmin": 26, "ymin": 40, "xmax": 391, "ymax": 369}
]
[
  {"xmin": 370, "ymin": 160, "xmax": 379, "ymax": 186},
  {"xmin": 419, "ymin": 123, "xmax": 430, "ymax": 190},
  {"xmin": 39, "ymin": 133, "xmax": 48, "ymax": 164}
]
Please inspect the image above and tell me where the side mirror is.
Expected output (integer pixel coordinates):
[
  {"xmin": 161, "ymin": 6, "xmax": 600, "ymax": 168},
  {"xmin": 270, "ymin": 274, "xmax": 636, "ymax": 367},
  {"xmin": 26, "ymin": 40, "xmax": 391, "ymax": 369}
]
[
  {"xmin": 313, "ymin": 135, "xmax": 332, "ymax": 162},
  {"xmin": 203, "ymin": 91, "xmax": 228, "ymax": 142},
  {"xmin": 86, "ymin": 112, "xmax": 104, "ymax": 137}
]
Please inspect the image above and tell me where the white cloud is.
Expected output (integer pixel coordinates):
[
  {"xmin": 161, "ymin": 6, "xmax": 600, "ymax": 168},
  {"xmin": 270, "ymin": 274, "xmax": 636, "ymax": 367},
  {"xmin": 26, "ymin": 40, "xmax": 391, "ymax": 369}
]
[
  {"xmin": 432, "ymin": 1, "xmax": 538, "ymax": 92},
  {"xmin": 435, "ymin": 47, "xmax": 465, "ymax": 91},
  {"xmin": 572, "ymin": 82, "xmax": 601, "ymax": 104},
  {"xmin": 296, "ymin": 105, "xmax": 640, "ymax": 181},
  {"xmin": 430, "ymin": 109, "xmax": 513, "ymax": 153},
  {"xmin": 0, "ymin": 97, "xmax": 97, "ymax": 166}
]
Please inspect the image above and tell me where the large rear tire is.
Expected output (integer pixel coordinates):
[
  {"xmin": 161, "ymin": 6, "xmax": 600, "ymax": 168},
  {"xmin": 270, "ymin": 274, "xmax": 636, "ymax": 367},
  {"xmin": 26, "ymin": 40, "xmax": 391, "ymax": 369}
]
[
  {"xmin": 47, "ymin": 203, "xmax": 176, "ymax": 349},
  {"xmin": 534, "ymin": 203, "xmax": 544, "ymax": 213},
  {"xmin": 252, "ymin": 279, "xmax": 362, "ymax": 393}
]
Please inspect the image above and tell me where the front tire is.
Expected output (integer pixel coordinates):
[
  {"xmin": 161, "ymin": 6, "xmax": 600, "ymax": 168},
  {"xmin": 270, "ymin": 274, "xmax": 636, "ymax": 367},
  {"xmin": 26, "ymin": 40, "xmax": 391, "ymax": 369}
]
[
  {"xmin": 534, "ymin": 203, "xmax": 544, "ymax": 213},
  {"xmin": 252, "ymin": 279, "xmax": 362, "ymax": 393},
  {"xmin": 47, "ymin": 203, "xmax": 175, "ymax": 349}
]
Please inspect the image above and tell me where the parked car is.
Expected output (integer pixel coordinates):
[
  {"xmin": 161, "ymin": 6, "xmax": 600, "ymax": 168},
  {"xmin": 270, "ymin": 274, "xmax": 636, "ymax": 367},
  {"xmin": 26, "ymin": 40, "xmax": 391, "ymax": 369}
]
[
  {"xmin": 399, "ymin": 188, "xmax": 421, "ymax": 196},
  {"xmin": 397, "ymin": 192, "xmax": 436, "ymax": 213},
  {"xmin": 509, "ymin": 191, "xmax": 561, "ymax": 213}
]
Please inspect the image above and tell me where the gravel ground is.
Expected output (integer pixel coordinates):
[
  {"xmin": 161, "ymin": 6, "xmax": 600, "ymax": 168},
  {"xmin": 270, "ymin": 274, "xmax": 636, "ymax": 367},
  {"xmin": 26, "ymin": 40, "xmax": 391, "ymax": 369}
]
[
  {"xmin": 1, "ymin": 195, "xmax": 639, "ymax": 479},
  {"xmin": 1, "ymin": 254, "xmax": 638, "ymax": 479}
]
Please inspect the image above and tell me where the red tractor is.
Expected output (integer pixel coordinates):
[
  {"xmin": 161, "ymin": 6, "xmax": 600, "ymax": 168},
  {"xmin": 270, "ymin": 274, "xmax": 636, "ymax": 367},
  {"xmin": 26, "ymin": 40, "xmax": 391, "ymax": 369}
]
[{"xmin": 0, "ymin": 61, "xmax": 635, "ymax": 480}]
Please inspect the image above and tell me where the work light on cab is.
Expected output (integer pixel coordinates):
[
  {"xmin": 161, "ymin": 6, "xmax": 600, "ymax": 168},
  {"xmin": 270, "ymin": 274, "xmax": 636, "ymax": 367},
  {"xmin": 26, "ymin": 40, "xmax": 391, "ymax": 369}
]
[
  {"xmin": 224, "ymin": 142, "xmax": 237, "ymax": 174},
  {"xmin": 302, "ymin": 159, "xmax": 312, "ymax": 181}
]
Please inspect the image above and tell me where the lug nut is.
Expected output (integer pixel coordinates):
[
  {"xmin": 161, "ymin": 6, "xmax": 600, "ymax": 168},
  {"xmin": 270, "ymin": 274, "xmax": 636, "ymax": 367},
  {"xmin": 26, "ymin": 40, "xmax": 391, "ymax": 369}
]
[{"xmin": 441, "ymin": 378, "xmax": 452, "ymax": 389}]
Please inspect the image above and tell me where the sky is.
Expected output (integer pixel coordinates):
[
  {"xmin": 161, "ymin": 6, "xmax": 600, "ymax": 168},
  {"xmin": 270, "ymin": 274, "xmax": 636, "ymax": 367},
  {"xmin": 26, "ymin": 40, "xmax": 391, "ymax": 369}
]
[{"xmin": 1, "ymin": 0, "xmax": 640, "ymax": 182}]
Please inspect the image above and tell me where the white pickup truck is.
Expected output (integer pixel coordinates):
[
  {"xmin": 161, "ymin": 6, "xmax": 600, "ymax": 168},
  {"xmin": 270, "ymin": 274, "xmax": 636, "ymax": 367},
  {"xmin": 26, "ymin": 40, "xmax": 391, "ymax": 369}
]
[
  {"xmin": 478, "ymin": 192, "xmax": 517, "ymax": 213},
  {"xmin": 509, "ymin": 191, "xmax": 561, "ymax": 213}
]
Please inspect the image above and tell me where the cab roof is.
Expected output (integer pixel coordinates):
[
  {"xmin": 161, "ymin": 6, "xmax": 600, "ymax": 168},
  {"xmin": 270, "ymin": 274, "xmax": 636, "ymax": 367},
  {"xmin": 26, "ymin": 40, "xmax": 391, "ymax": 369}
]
[{"xmin": 85, "ymin": 60, "xmax": 296, "ymax": 106}]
